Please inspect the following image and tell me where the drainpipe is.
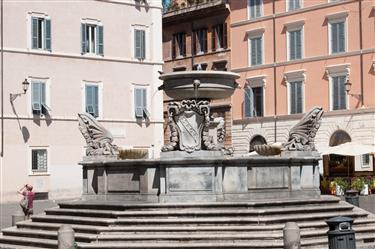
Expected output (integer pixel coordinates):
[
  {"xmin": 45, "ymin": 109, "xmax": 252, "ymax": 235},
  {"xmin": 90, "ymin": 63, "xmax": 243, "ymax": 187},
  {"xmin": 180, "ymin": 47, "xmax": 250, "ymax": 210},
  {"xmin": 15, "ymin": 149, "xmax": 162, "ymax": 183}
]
[
  {"xmin": 272, "ymin": 0, "xmax": 277, "ymax": 143},
  {"xmin": 1, "ymin": 0, "xmax": 4, "ymax": 157},
  {"xmin": 359, "ymin": 0, "xmax": 364, "ymax": 107}
]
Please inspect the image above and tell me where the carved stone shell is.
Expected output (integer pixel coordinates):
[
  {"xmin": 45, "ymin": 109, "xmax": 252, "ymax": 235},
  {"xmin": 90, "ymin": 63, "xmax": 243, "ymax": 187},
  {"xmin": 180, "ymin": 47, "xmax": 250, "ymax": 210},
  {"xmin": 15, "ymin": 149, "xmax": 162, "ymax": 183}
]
[{"xmin": 254, "ymin": 144, "xmax": 281, "ymax": 156}]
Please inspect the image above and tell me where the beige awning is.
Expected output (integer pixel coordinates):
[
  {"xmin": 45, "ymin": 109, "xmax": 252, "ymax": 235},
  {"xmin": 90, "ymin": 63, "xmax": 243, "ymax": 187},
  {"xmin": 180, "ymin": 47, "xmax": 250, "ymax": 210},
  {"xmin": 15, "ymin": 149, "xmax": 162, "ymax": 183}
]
[{"xmin": 321, "ymin": 142, "xmax": 375, "ymax": 156}]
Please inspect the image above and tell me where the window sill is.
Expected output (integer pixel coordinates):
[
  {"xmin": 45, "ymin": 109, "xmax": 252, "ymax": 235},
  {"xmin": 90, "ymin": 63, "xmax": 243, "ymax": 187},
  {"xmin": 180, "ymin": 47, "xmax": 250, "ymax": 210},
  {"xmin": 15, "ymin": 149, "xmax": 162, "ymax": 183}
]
[
  {"xmin": 29, "ymin": 48, "xmax": 52, "ymax": 53},
  {"xmin": 29, "ymin": 172, "xmax": 50, "ymax": 176},
  {"xmin": 81, "ymin": 53, "xmax": 103, "ymax": 58}
]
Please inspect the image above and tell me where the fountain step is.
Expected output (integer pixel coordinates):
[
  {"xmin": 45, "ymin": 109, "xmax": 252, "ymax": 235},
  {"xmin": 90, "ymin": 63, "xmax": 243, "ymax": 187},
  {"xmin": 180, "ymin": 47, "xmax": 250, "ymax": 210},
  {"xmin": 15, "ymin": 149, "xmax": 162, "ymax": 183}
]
[
  {"xmin": 58, "ymin": 197, "xmax": 340, "ymax": 211},
  {"xmin": 45, "ymin": 203, "xmax": 353, "ymax": 218},
  {"xmin": 31, "ymin": 215, "xmax": 116, "ymax": 226}
]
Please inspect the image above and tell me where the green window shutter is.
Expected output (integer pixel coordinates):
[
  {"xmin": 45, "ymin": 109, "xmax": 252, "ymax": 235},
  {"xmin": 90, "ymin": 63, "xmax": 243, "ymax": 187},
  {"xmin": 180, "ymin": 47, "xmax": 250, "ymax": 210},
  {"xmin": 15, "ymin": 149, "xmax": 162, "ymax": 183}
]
[
  {"xmin": 296, "ymin": 82, "xmax": 303, "ymax": 113},
  {"xmin": 85, "ymin": 85, "xmax": 98, "ymax": 117},
  {"xmin": 134, "ymin": 88, "xmax": 143, "ymax": 118},
  {"xmin": 244, "ymin": 87, "xmax": 252, "ymax": 117},
  {"xmin": 338, "ymin": 22, "xmax": 345, "ymax": 53},
  {"xmin": 135, "ymin": 29, "xmax": 145, "ymax": 59},
  {"xmin": 141, "ymin": 30, "xmax": 146, "ymax": 59},
  {"xmin": 331, "ymin": 23, "xmax": 338, "ymax": 53},
  {"xmin": 338, "ymin": 76, "xmax": 346, "ymax": 109},
  {"xmin": 44, "ymin": 19, "xmax": 51, "ymax": 51},
  {"xmin": 256, "ymin": 37, "xmax": 262, "ymax": 65},
  {"xmin": 332, "ymin": 77, "xmax": 339, "ymax": 110},
  {"xmin": 256, "ymin": 0, "xmax": 261, "ymax": 17},
  {"xmin": 81, "ymin": 23, "xmax": 87, "ymax": 54},
  {"xmin": 97, "ymin": 25, "xmax": 104, "ymax": 56},
  {"xmin": 32, "ymin": 17, "xmax": 38, "ymax": 49},
  {"xmin": 289, "ymin": 31, "xmax": 296, "ymax": 60},
  {"xmin": 251, "ymin": 38, "xmax": 256, "ymax": 65},
  {"xmin": 32, "ymin": 82, "xmax": 42, "ymax": 112},
  {"xmin": 296, "ymin": 30, "xmax": 302, "ymax": 59},
  {"xmin": 290, "ymin": 82, "xmax": 296, "ymax": 114}
]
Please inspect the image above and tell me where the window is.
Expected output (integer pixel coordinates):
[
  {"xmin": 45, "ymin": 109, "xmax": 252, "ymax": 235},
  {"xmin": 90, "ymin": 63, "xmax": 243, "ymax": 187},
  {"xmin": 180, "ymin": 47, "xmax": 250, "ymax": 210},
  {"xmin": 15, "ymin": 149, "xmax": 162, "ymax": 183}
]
[
  {"xmin": 31, "ymin": 16, "xmax": 51, "ymax": 51},
  {"xmin": 248, "ymin": 0, "xmax": 262, "ymax": 19},
  {"xmin": 172, "ymin": 32, "xmax": 186, "ymax": 58},
  {"xmin": 81, "ymin": 23, "xmax": 103, "ymax": 55},
  {"xmin": 250, "ymin": 36, "xmax": 262, "ymax": 66},
  {"xmin": 134, "ymin": 29, "xmax": 146, "ymax": 60},
  {"xmin": 31, "ymin": 80, "xmax": 50, "ymax": 115},
  {"xmin": 362, "ymin": 154, "xmax": 370, "ymax": 166},
  {"xmin": 289, "ymin": 81, "xmax": 303, "ymax": 114},
  {"xmin": 193, "ymin": 63, "xmax": 207, "ymax": 71},
  {"xmin": 244, "ymin": 86, "xmax": 263, "ymax": 117},
  {"xmin": 85, "ymin": 85, "xmax": 99, "ymax": 118},
  {"xmin": 329, "ymin": 21, "xmax": 345, "ymax": 54},
  {"xmin": 31, "ymin": 149, "xmax": 48, "ymax": 172},
  {"xmin": 212, "ymin": 24, "xmax": 227, "ymax": 51},
  {"xmin": 288, "ymin": 29, "xmax": 302, "ymax": 60},
  {"xmin": 134, "ymin": 88, "xmax": 150, "ymax": 119},
  {"xmin": 212, "ymin": 61, "xmax": 227, "ymax": 71},
  {"xmin": 193, "ymin": 28, "xmax": 207, "ymax": 55},
  {"xmin": 288, "ymin": 0, "xmax": 301, "ymax": 11},
  {"xmin": 331, "ymin": 75, "xmax": 347, "ymax": 110}
]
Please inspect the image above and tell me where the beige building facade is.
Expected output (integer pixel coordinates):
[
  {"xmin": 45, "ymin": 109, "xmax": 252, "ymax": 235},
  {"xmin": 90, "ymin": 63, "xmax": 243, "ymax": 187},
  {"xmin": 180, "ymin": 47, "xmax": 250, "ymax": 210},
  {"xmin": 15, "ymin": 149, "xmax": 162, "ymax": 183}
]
[
  {"xmin": 0, "ymin": 0, "xmax": 164, "ymax": 203},
  {"xmin": 229, "ymin": 0, "xmax": 375, "ymax": 177}
]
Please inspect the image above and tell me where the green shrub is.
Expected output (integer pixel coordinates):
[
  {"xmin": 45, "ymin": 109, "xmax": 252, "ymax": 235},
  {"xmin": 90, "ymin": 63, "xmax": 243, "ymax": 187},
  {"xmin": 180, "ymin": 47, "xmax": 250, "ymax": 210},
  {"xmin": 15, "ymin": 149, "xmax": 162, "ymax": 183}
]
[
  {"xmin": 334, "ymin": 177, "xmax": 350, "ymax": 193},
  {"xmin": 351, "ymin": 177, "xmax": 366, "ymax": 192}
]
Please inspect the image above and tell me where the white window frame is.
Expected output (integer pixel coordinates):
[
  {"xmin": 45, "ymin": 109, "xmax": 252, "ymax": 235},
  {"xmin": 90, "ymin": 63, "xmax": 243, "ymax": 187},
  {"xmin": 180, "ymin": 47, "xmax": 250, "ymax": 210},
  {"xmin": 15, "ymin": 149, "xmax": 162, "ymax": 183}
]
[
  {"xmin": 29, "ymin": 146, "xmax": 50, "ymax": 175},
  {"xmin": 244, "ymin": 75, "xmax": 266, "ymax": 117},
  {"xmin": 82, "ymin": 81, "xmax": 103, "ymax": 119},
  {"xmin": 284, "ymin": 70, "xmax": 306, "ymax": 115},
  {"xmin": 131, "ymin": 24, "xmax": 149, "ymax": 61},
  {"xmin": 27, "ymin": 12, "xmax": 51, "ymax": 51},
  {"xmin": 286, "ymin": 0, "xmax": 303, "ymax": 11},
  {"xmin": 247, "ymin": 28, "xmax": 265, "ymax": 67},
  {"xmin": 327, "ymin": 12, "xmax": 348, "ymax": 55},
  {"xmin": 247, "ymin": 0, "xmax": 263, "ymax": 20},
  {"xmin": 284, "ymin": 21, "xmax": 304, "ymax": 61},
  {"xmin": 81, "ymin": 18, "xmax": 103, "ymax": 56},
  {"xmin": 28, "ymin": 77, "xmax": 51, "ymax": 117},
  {"xmin": 131, "ymin": 83, "xmax": 150, "ymax": 120},
  {"xmin": 326, "ymin": 64, "xmax": 350, "ymax": 111},
  {"xmin": 361, "ymin": 154, "xmax": 372, "ymax": 169}
]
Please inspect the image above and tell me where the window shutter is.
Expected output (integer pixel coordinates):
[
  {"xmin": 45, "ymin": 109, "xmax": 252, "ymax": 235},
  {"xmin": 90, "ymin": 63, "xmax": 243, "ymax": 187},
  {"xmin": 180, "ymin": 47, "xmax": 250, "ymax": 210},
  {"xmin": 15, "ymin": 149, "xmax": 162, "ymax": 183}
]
[
  {"xmin": 44, "ymin": 19, "xmax": 51, "ymax": 51},
  {"xmin": 331, "ymin": 23, "xmax": 338, "ymax": 53},
  {"xmin": 32, "ymin": 82, "xmax": 41, "ymax": 112},
  {"xmin": 141, "ymin": 30, "xmax": 145, "ymax": 59},
  {"xmin": 86, "ymin": 85, "xmax": 98, "ymax": 117},
  {"xmin": 135, "ymin": 30, "xmax": 141, "ymax": 58},
  {"xmin": 250, "ymin": 0, "xmax": 255, "ymax": 18},
  {"xmin": 296, "ymin": 30, "xmax": 301, "ymax": 59},
  {"xmin": 96, "ymin": 25, "xmax": 104, "ymax": 56},
  {"xmin": 182, "ymin": 33, "xmax": 186, "ymax": 56},
  {"xmin": 339, "ymin": 76, "xmax": 346, "ymax": 109},
  {"xmin": 85, "ymin": 85, "xmax": 92, "ymax": 114},
  {"xmin": 256, "ymin": 0, "xmax": 261, "ymax": 17},
  {"xmin": 31, "ymin": 17, "xmax": 38, "ymax": 49},
  {"xmin": 290, "ymin": 83, "xmax": 296, "ymax": 114},
  {"xmin": 288, "ymin": 0, "xmax": 294, "ymax": 11},
  {"xmin": 192, "ymin": 30, "xmax": 197, "ymax": 55},
  {"xmin": 289, "ymin": 31, "xmax": 296, "ymax": 60},
  {"xmin": 172, "ymin": 35, "xmax": 176, "ymax": 59},
  {"xmin": 244, "ymin": 87, "xmax": 252, "ymax": 117},
  {"xmin": 295, "ymin": 0, "xmax": 300, "ymax": 9},
  {"xmin": 212, "ymin": 27, "xmax": 216, "ymax": 51},
  {"xmin": 338, "ymin": 22, "xmax": 345, "ymax": 52},
  {"xmin": 296, "ymin": 82, "xmax": 303, "ymax": 113},
  {"xmin": 81, "ymin": 23, "xmax": 87, "ymax": 54},
  {"xmin": 134, "ymin": 88, "xmax": 143, "ymax": 118},
  {"xmin": 203, "ymin": 29, "xmax": 208, "ymax": 52},
  {"xmin": 142, "ymin": 89, "xmax": 147, "ymax": 110},
  {"xmin": 256, "ymin": 37, "xmax": 262, "ymax": 65},
  {"xmin": 333, "ymin": 77, "xmax": 339, "ymax": 110},
  {"xmin": 251, "ymin": 38, "xmax": 256, "ymax": 65},
  {"xmin": 223, "ymin": 23, "xmax": 228, "ymax": 49}
]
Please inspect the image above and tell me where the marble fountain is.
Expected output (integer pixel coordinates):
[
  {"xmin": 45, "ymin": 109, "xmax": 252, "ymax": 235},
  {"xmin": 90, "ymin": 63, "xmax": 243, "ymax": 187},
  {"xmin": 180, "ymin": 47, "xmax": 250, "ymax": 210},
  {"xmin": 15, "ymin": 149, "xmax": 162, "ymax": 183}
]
[{"xmin": 78, "ymin": 70, "xmax": 323, "ymax": 203}]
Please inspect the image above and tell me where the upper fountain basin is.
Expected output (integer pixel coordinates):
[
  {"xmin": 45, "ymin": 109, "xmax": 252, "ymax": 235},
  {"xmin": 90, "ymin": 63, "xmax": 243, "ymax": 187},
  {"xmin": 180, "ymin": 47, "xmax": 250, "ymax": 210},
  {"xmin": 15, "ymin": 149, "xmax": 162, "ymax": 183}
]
[{"xmin": 158, "ymin": 71, "xmax": 240, "ymax": 100}]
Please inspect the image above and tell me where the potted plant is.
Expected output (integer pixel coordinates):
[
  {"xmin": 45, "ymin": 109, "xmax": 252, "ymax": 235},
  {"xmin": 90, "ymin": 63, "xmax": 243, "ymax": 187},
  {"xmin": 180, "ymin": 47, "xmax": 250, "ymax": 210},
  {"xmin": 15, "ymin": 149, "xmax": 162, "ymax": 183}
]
[
  {"xmin": 351, "ymin": 177, "xmax": 367, "ymax": 195},
  {"xmin": 334, "ymin": 177, "xmax": 349, "ymax": 196}
]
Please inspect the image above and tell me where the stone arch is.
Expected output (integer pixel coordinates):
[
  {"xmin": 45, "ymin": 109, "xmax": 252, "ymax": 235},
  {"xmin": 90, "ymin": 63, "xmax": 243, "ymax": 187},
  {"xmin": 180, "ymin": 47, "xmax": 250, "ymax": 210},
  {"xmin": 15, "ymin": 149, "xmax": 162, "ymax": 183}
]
[
  {"xmin": 329, "ymin": 129, "xmax": 351, "ymax": 146},
  {"xmin": 249, "ymin": 135, "xmax": 267, "ymax": 152}
]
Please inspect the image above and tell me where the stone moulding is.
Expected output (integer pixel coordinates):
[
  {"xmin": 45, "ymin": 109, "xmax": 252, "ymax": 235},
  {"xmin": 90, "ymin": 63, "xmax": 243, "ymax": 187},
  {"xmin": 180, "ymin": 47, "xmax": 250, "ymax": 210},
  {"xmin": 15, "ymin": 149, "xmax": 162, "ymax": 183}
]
[{"xmin": 78, "ymin": 113, "xmax": 119, "ymax": 156}]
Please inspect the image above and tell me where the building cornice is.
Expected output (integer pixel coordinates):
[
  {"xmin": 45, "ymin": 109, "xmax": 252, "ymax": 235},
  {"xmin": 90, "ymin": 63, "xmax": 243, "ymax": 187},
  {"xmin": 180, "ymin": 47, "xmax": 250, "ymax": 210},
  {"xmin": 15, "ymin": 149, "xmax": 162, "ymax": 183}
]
[
  {"xmin": 232, "ymin": 49, "xmax": 375, "ymax": 73},
  {"xmin": 2, "ymin": 48, "xmax": 164, "ymax": 66},
  {"xmin": 233, "ymin": 107, "xmax": 375, "ymax": 125},
  {"xmin": 95, "ymin": 0, "xmax": 163, "ymax": 9},
  {"xmin": 231, "ymin": 0, "xmax": 355, "ymax": 28}
]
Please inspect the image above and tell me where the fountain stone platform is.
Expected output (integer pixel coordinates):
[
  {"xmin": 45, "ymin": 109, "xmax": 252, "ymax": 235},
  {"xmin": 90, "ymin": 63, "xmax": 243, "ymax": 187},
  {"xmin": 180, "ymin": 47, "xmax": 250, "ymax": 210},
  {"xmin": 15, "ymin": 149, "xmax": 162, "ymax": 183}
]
[{"xmin": 80, "ymin": 152, "xmax": 320, "ymax": 203}]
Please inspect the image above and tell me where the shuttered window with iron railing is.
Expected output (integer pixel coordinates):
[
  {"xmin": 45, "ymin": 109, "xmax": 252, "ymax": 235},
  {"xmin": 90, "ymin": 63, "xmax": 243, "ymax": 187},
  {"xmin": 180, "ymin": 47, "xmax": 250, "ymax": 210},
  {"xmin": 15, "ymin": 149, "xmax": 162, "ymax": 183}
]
[
  {"xmin": 31, "ymin": 16, "xmax": 51, "ymax": 51},
  {"xmin": 81, "ymin": 23, "xmax": 103, "ymax": 56}
]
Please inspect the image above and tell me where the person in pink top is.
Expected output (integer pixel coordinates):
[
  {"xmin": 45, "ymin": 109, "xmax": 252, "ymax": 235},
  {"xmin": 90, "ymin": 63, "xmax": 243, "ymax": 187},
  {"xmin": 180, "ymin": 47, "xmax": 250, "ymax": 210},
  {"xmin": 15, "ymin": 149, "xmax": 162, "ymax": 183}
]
[{"xmin": 17, "ymin": 184, "xmax": 35, "ymax": 219}]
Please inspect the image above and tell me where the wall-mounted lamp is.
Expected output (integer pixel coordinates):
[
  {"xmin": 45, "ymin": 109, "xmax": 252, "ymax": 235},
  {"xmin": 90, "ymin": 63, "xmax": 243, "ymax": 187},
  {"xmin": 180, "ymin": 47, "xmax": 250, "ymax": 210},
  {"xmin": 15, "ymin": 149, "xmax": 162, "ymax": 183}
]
[
  {"xmin": 10, "ymin": 79, "xmax": 30, "ymax": 102},
  {"xmin": 344, "ymin": 78, "xmax": 352, "ymax": 94}
]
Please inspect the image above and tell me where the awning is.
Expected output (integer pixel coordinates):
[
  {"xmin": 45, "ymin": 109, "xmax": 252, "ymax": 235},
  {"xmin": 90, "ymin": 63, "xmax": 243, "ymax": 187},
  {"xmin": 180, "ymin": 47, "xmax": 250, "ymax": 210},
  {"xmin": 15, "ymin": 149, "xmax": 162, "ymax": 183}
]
[{"xmin": 321, "ymin": 142, "xmax": 375, "ymax": 156}]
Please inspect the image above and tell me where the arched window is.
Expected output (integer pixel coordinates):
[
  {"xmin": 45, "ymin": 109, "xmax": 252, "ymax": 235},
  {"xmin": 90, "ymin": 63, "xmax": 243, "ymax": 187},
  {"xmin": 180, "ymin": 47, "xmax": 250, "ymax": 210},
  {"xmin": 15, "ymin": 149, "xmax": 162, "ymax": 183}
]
[
  {"xmin": 249, "ymin": 135, "xmax": 267, "ymax": 152},
  {"xmin": 329, "ymin": 130, "xmax": 351, "ymax": 146}
]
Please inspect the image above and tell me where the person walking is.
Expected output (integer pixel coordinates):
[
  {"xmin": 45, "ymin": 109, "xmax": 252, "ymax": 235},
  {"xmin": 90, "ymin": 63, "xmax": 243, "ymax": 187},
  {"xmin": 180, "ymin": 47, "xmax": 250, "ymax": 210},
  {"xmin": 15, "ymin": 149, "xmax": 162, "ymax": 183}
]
[{"xmin": 17, "ymin": 184, "xmax": 35, "ymax": 219}]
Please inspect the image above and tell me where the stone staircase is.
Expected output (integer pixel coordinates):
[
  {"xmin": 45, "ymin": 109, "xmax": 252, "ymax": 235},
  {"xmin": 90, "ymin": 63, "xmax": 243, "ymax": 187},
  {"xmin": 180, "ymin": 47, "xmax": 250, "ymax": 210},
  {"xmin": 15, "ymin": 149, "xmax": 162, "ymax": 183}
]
[{"xmin": 1, "ymin": 196, "xmax": 375, "ymax": 249}]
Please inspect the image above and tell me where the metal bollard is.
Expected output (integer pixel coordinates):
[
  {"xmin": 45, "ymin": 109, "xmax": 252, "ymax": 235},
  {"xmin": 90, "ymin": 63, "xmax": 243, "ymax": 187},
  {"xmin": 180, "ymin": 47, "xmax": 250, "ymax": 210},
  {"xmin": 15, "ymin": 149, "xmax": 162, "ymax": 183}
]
[
  {"xmin": 283, "ymin": 222, "xmax": 301, "ymax": 249},
  {"xmin": 58, "ymin": 224, "xmax": 75, "ymax": 249},
  {"xmin": 11, "ymin": 210, "xmax": 25, "ymax": 226}
]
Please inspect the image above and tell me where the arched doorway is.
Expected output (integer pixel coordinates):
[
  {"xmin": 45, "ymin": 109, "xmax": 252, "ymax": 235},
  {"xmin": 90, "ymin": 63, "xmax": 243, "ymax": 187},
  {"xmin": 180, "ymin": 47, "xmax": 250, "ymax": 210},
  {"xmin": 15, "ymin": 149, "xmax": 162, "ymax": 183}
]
[
  {"xmin": 249, "ymin": 135, "xmax": 267, "ymax": 152},
  {"xmin": 323, "ymin": 130, "xmax": 353, "ymax": 178}
]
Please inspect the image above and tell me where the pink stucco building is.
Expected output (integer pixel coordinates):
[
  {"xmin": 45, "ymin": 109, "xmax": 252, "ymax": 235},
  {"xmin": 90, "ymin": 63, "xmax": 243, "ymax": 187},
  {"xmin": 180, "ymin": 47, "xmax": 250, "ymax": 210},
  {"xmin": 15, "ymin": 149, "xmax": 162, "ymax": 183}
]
[
  {"xmin": 229, "ymin": 0, "xmax": 375, "ymax": 178},
  {"xmin": 0, "ymin": 0, "xmax": 164, "ymax": 203}
]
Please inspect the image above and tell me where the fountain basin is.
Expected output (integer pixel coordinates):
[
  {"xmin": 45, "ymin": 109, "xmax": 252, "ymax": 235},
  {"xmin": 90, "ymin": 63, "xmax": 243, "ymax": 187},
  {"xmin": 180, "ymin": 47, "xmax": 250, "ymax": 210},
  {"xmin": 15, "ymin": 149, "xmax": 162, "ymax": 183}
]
[{"xmin": 158, "ymin": 71, "xmax": 240, "ymax": 100}]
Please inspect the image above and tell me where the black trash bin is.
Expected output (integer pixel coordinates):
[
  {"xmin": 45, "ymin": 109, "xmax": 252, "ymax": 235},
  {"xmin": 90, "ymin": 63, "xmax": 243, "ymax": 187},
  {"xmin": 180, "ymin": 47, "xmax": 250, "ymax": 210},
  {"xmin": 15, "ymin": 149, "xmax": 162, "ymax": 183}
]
[
  {"xmin": 326, "ymin": 216, "xmax": 356, "ymax": 249},
  {"xmin": 345, "ymin": 190, "xmax": 359, "ymax": 207}
]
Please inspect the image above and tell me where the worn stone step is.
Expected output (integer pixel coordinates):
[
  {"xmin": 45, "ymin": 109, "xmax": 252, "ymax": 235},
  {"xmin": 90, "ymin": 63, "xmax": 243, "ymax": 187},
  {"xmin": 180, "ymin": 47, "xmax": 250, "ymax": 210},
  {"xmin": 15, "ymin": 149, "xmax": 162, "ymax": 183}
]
[
  {"xmin": 1, "ymin": 227, "xmax": 94, "ymax": 243},
  {"xmin": 58, "ymin": 197, "xmax": 339, "ymax": 211},
  {"xmin": 0, "ymin": 235, "xmax": 58, "ymax": 249},
  {"xmin": 114, "ymin": 210, "xmax": 369, "ymax": 225},
  {"xmin": 16, "ymin": 221, "xmax": 105, "ymax": 234},
  {"xmin": 31, "ymin": 215, "xmax": 115, "ymax": 226}
]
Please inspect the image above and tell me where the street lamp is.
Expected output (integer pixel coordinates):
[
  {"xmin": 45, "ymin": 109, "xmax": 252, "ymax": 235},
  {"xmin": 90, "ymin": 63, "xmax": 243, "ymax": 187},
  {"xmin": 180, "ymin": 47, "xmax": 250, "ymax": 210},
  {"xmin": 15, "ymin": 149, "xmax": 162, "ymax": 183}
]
[
  {"xmin": 344, "ymin": 78, "xmax": 352, "ymax": 94},
  {"xmin": 10, "ymin": 78, "xmax": 30, "ymax": 102}
]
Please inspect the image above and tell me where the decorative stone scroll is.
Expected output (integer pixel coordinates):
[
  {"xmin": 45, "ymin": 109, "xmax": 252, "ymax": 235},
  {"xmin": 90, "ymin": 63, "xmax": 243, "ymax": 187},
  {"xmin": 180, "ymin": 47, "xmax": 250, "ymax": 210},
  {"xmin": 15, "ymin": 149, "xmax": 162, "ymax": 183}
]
[
  {"xmin": 162, "ymin": 100, "xmax": 219, "ymax": 153},
  {"xmin": 78, "ymin": 113, "xmax": 119, "ymax": 156},
  {"xmin": 282, "ymin": 106, "xmax": 324, "ymax": 151}
]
